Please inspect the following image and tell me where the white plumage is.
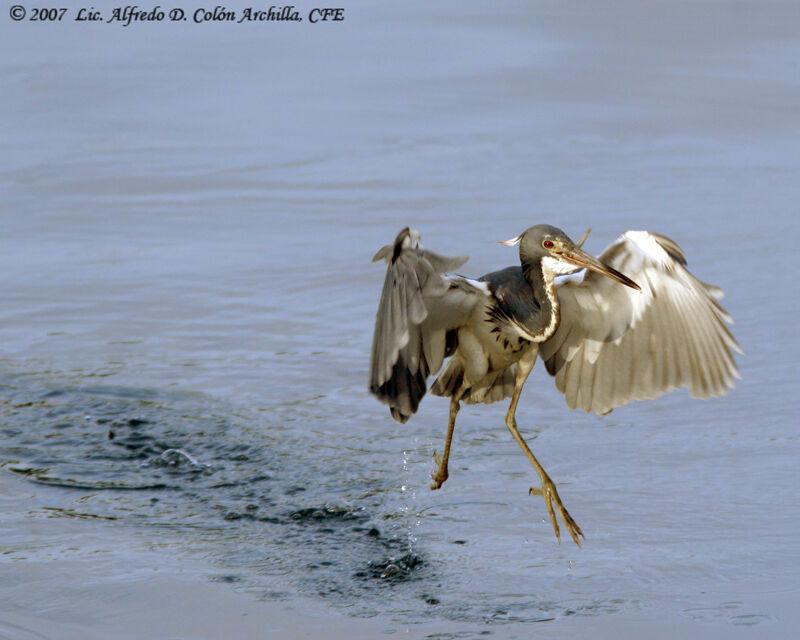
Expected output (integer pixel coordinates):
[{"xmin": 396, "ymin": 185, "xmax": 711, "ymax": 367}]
[{"xmin": 540, "ymin": 231, "xmax": 741, "ymax": 415}]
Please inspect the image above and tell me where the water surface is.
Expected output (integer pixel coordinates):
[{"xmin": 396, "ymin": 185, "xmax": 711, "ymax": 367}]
[{"xmin": 1, "ymin": 1, "xmax": 799, "ymax": 637}]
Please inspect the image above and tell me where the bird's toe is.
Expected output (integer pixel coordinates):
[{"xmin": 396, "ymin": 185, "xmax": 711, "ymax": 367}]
[
  {"xmin": 430, "ymin": 468, "xmax": 448, "ymax": 490},
  {"xmin": 529, "ymin": 480, "xmax": 583, "ymax": 547}
]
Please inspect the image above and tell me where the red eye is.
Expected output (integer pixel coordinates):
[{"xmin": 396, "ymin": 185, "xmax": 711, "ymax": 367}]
[{"xmin": 543, "ymin": 240, "xmax": 554, "ymax": 249}]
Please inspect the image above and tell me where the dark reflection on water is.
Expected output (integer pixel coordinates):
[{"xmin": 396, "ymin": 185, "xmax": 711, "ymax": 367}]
[
  {"xmin": 0, "ymin": 372, "xmax": 645, "ymax": 625},
  {"xmin": 0, "ymin": 373, "xmax": 430, "ymax": 608}
]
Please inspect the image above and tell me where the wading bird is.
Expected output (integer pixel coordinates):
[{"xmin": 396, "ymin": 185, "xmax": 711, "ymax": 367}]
[{"xmin": 369, "ymin": 225, "xmax": 740, "ymax": 545}]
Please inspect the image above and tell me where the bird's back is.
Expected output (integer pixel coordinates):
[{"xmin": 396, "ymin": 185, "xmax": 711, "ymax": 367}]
[{"xmin": 479, "ymin": 266, "xmax": 544, "ymax": 341}]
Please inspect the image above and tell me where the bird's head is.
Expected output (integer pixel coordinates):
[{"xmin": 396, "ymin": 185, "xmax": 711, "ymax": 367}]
[{"xmin": 499, "ymin": 224, "xmax": 640, "ymax": 290}]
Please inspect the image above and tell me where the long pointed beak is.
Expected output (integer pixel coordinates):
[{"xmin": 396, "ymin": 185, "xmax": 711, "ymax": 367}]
[{"xmin": 563, "ymin": 246, "xmax": 641, "ymax": 290}]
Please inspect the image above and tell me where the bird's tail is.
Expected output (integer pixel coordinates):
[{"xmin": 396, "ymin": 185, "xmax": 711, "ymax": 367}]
[
  {"xmin": 463, "ymin": 366, "xmax": 516, "ymax": 405},
  {"xmin": 431, "ymin": 361, "xmax": 516, "ymax": 405},
  {"xmin": 431, "ymin": 360, "xmax": 516, "ymax": 405},
  {"xmin": 430, "ymin": 360, "xmax": 463, "ymax": 398}
]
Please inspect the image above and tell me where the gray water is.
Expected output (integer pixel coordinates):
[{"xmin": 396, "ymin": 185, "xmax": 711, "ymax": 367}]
[{"xmin": 1, "ymin": 1, "xmax": 799, "ymax": 638}]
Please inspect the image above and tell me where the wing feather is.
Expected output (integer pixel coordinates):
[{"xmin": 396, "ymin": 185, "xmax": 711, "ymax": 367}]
[
  {"xmin": 540, "ymin": 231, "xmax": 741, "ymax": 415},
  {"xmin": 369, "ymin": 228, "xmax": 483, "ymax": 422}
]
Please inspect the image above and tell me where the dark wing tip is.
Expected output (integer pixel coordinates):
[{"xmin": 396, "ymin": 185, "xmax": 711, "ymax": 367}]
[
  {"xmin": 372, "ymin": 227, "xmax": 414, "ymax": 264},
  {"xmin": 651, "ymin": 233, "xmax": 688, "ymax": 265},
  {"xmin": 392, "ymin": 227, "xmax": 412, "ymax": 263},
  {"xmin": 370, "ymin": 359, "xmax": 428, "ymax": 424},
  {"xmin": 390, "ymin": 407, "xmax": 411, "ymax": 424}
]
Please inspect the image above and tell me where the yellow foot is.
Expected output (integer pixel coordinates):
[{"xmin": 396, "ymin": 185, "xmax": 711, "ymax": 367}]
[
  {"xmin": 429, "ymin": 450, "xmax": 449, "ymax": 490},
  {"xmin": 529, "ymin": 477, "xmax": 584, "ymax": 547}
]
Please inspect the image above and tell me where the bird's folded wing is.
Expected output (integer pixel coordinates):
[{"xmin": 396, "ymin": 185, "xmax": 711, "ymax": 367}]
[
  {"xmin": 369, "ymin": 230, "xmax": 482, "ymax": 422},
  {"xmin": 539, "ymin": 231, "xmax": 742, "ymax": 415}
]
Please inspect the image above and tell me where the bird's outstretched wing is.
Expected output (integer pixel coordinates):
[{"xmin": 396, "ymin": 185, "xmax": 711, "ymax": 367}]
[
  {"xmin": 539, "ymin": 231, "xmax": 742, "ymax": 415},
  {"xmin": 369, "ymin": 228, "xmax": 485, "ymax": 423}
]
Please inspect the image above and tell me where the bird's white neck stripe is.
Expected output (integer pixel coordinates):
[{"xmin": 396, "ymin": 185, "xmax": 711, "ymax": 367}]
[{"xmin": 535, "ymin": 257, "xmax": 564, "ymax": 342}]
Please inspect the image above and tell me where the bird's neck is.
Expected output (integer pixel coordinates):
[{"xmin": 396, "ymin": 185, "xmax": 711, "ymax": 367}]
[{"xmin": 522, "ymin": 257, "xmax": 560, "ymax": 342}]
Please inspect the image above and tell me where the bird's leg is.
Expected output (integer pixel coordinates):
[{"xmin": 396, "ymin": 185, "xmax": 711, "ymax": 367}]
[
  {"xmin": 505, "ymin": 354, "xmax": 584, "ymax": 546},
  {"xmin": 430, "ymin": 390, "xmax": 463, "ymax": 490}
]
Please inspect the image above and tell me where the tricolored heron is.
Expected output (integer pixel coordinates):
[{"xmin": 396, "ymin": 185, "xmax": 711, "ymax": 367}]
[{"xmin": 369, "ymin": 225, "xmax": 740, "ymax": 546}]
